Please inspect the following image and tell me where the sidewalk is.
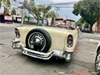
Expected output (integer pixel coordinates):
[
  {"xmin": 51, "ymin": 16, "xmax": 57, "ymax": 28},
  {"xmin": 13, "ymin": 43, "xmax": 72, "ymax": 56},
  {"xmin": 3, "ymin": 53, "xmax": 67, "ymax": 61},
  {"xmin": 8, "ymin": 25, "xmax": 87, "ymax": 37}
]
[
  {"xmin": 0, "ymin": 23, "xmax": 36, "ymax": 27},
  {"xmin": 94, "ymin": 33, "xmax": 100, "ymax": 37},
  {"xmin": 0, "ymin": 23, "xmax": 21, "ymax": 26}
]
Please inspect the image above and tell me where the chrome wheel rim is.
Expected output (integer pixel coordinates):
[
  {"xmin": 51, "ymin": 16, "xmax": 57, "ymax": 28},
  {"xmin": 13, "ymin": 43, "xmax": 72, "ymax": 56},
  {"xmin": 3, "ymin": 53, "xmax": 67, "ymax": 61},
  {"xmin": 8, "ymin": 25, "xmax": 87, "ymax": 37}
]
[
  {"xmin": 96, "ymin": 53, "xmax": 100, "ymax": 74},
  {"xmin": 28, "ymin": 32, "xmax": 46, "ymax": 51}
]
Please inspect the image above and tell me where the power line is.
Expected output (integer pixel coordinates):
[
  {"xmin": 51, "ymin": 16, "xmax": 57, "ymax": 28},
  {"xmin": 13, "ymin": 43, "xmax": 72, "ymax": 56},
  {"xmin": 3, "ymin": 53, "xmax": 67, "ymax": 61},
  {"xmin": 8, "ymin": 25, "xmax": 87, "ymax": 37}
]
[
  {"xmin": 36, "ymin": 0, "xmax": 100, "ymax": 6},
  {"xmin": 11, "ymin": 0, "xmax": 23, "ymax": 4},
  {"xmin": 53, "ymin": 6, "xmax": 73, "ymax": 8},
  {"xmin": 36, "ymin": 1, "xmax": 77, "ymax": 6}
]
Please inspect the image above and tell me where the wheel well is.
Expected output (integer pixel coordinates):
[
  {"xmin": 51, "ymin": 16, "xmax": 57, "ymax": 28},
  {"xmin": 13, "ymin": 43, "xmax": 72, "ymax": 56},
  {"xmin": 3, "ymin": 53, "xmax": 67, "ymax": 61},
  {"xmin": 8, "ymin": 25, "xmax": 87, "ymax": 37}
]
[{"xmin": 97, "ymin": 46, "xmax": 100, "ymax": 53}]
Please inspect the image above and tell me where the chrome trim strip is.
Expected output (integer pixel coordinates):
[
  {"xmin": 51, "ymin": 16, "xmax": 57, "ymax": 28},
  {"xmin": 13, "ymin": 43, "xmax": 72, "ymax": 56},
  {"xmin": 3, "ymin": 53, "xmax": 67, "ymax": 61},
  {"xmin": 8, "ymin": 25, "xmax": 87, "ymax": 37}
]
[{"xmin": 65, "ymin": 50, "xmax": 73, "ymax": 52}]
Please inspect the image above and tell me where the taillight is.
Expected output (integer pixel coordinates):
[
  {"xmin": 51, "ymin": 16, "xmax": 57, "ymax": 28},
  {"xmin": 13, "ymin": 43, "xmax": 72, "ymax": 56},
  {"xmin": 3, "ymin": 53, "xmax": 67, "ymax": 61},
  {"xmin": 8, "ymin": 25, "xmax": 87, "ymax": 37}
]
[
  {"xmin": 67, "ymin": 35, "xmax": 73, "ymax": 47},
  {"xmin": 15, "ymin": 28, "xmax": 20, "ymax": 38}
]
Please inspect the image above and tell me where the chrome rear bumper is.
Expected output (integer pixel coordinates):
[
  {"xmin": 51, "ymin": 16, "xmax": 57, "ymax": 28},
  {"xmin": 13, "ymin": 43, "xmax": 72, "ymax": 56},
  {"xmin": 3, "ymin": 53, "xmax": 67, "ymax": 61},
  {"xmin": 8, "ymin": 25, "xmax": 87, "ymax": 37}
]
[
  {"xmin": 12, "ymin": 40, "xmax": 72, "ymax": 61},
  {"xmin": 22, "ymin": 48, "xmax": 54, "ymax": 60}
]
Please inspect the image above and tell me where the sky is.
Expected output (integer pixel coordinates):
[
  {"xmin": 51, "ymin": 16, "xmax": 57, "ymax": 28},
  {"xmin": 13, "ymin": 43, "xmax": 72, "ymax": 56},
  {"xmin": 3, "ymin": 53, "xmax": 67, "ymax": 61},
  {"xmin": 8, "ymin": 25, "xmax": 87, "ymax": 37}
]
[{"xmin": 34, "ymin": 0, "xmax": 80, "ymax": 21}]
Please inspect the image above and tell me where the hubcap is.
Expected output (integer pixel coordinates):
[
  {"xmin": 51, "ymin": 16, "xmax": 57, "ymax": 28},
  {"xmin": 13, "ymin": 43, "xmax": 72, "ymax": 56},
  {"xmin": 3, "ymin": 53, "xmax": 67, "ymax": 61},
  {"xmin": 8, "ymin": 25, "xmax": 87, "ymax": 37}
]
[
  {"xmin": 34, "ymin": 38, "xmax": 41, "ymax": 45},
  {"xmin": 28, "ymin": 32, "xmax": 46, "ymax": 51},
  {"xmin": 35, "ymin": 38, "xmax": 40, "ymax": 44}
]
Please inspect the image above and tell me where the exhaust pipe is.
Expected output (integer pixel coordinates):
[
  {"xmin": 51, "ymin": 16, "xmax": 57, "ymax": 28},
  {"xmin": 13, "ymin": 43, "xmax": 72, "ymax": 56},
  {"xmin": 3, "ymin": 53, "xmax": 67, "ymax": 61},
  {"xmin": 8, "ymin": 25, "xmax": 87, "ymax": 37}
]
[{"xmin": 63, "ymin": 52, "xmax": 72, "ymax": 62}]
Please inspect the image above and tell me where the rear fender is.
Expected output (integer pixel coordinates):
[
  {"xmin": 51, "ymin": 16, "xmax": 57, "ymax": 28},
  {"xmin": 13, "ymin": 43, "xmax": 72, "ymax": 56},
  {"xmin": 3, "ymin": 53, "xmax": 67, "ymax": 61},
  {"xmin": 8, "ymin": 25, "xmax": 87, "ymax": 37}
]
[
  {"xmin": 97, "ymin": 46, "xmax": 100, "ymax": 53},
  {"xmin": 96, "ymin": 42, "xmax": 100, "ymax": 53}
]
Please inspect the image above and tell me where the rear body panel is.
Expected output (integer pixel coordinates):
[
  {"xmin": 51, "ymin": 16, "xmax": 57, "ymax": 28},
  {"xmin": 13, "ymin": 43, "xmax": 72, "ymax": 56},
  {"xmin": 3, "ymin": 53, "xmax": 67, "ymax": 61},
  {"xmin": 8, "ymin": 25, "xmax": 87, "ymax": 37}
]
[{"xmin": 14, "ymin": 26, "xmax": 78, "ymax": 52}]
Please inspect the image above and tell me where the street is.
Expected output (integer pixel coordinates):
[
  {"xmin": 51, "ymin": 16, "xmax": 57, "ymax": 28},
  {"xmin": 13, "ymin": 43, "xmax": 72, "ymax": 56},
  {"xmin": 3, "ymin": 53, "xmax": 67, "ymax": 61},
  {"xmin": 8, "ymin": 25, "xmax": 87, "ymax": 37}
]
[{"xmin": 0, "ymin": 23, "xmax": 100, "ymax": 75}]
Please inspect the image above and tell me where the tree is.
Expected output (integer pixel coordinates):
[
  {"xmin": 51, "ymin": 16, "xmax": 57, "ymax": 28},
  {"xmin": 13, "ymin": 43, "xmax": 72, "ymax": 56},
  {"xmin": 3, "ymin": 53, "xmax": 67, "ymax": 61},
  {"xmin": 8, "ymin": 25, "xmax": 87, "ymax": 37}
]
[
  {"xmin": 0, "ymin": 0, "xmax": 11, "ymax": 14},
  {"xmin": 0, "ymin": 0, "xmax": 10, "ymax": 7},
  {"xmin": 37, "ymin": 5, "xmax": 51, "ymax": 17},
  {"xmin": 76, "ymin": 17, "xmax": 89, "ymax": 27},
  {"xmin": 46, "ymin": 11, "xmax": 56, "ymax": 18},
  {"xmin": 73, "ymin": 0, "xmax": 100, "ymax": 32},
  {"xmin": 23, "ymin": 0, "xmax": 28, "ymax": 9},
  {"xmin": 23, "ymin": 0, "xmax": 38, "ymax": 18},
  {"xmin": 23, "ymin": 0, "xmax": 53, "ymax": 19},
  {"xmin": 0, "ymin": 1, "xmax": 1, "ymax": 6},
  {"xmin": 76, "ymin": 17, "xmax": 84, "ymax": 26},
  {"xmin": 11, "ymin": 9, "xmax": 16, "ymax": 15},
  {"xmin": 4, "ymin": 7, "xmax": 8, "ymax": 14}
]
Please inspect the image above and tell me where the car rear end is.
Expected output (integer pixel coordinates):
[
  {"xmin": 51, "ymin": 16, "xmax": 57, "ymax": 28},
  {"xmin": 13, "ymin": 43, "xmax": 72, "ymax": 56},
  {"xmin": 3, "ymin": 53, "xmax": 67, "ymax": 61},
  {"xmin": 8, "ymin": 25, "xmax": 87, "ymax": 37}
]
[{"xmin": 12, "ymin": 26, "xmax": 78, "ymax": 62}]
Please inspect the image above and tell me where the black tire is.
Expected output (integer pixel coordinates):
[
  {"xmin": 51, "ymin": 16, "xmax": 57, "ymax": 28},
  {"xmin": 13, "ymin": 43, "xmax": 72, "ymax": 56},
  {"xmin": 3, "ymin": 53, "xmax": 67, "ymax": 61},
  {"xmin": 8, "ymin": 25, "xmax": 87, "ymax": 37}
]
[
  {"xmin": 95, "ymin": 51, "xmax": 100, "ymax": 75},
  {"xmin": 26, "ymin": 28, "xmax": 51, "ymax": 52}
]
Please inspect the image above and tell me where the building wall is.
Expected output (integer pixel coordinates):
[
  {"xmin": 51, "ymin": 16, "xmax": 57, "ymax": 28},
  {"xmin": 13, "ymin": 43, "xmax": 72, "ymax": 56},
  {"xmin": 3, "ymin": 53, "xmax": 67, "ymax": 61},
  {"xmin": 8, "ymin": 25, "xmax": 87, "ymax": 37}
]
[
  {"xmin": 15, "ymin": 8, "xmax": 22, "ymax": 15},
  {"xmin": 0, "ymin": 7, "xmax": 4, "ymax": 14},
  {"xmin": 92, "ymin": 18, "xmax": 100, "ymax": 33}
]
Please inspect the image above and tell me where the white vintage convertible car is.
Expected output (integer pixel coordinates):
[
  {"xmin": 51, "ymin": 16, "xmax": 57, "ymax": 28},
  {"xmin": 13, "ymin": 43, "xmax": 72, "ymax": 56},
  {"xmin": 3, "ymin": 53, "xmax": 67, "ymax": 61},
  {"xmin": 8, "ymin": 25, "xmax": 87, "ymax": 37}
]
[
  {"xmin": 95, "ymin": 42, "xmax": 100, "ymax": 75},
  {"xmin": 12, "ymin": 21, "xmax": 78, "ymax": 62}
]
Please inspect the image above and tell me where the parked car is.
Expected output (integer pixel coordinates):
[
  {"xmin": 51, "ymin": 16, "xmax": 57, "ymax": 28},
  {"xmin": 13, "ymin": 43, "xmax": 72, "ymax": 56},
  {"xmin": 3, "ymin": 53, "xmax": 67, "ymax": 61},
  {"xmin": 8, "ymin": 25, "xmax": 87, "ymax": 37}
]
[
  {"xmin": 12, "ymin": 24, "xmax": 78, "ymax": 62},
  {"xmin": 95, "ymin": 42, "xmax": 100, "ymax": 75},
  {"xmin": 81, "ymin": 27, "xmax": 90, "ymax": 33},
  {"xmin": 29, "ymin": 17, "xmax": 37, "ymax": 24}
]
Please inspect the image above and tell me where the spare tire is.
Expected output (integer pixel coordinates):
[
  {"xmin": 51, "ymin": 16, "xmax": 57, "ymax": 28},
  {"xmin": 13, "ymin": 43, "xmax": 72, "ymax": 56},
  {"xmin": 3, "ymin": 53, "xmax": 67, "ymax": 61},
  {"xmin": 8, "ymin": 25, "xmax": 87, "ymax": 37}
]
[{"xmin": 26, "ymin": 28, "xmax": 51, "ymax": 52}]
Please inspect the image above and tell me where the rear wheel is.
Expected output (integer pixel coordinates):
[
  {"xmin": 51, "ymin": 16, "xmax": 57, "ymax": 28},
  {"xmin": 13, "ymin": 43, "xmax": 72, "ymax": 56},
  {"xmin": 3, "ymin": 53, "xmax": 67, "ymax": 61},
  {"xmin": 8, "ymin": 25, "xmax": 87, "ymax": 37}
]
[
  {"xmin": 26, "ymin": 29, "xmax": 51, "ymax": 52},
  {"xmin": 95, "ymin": 50, "xmax": 100, "ymax": 75}
]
